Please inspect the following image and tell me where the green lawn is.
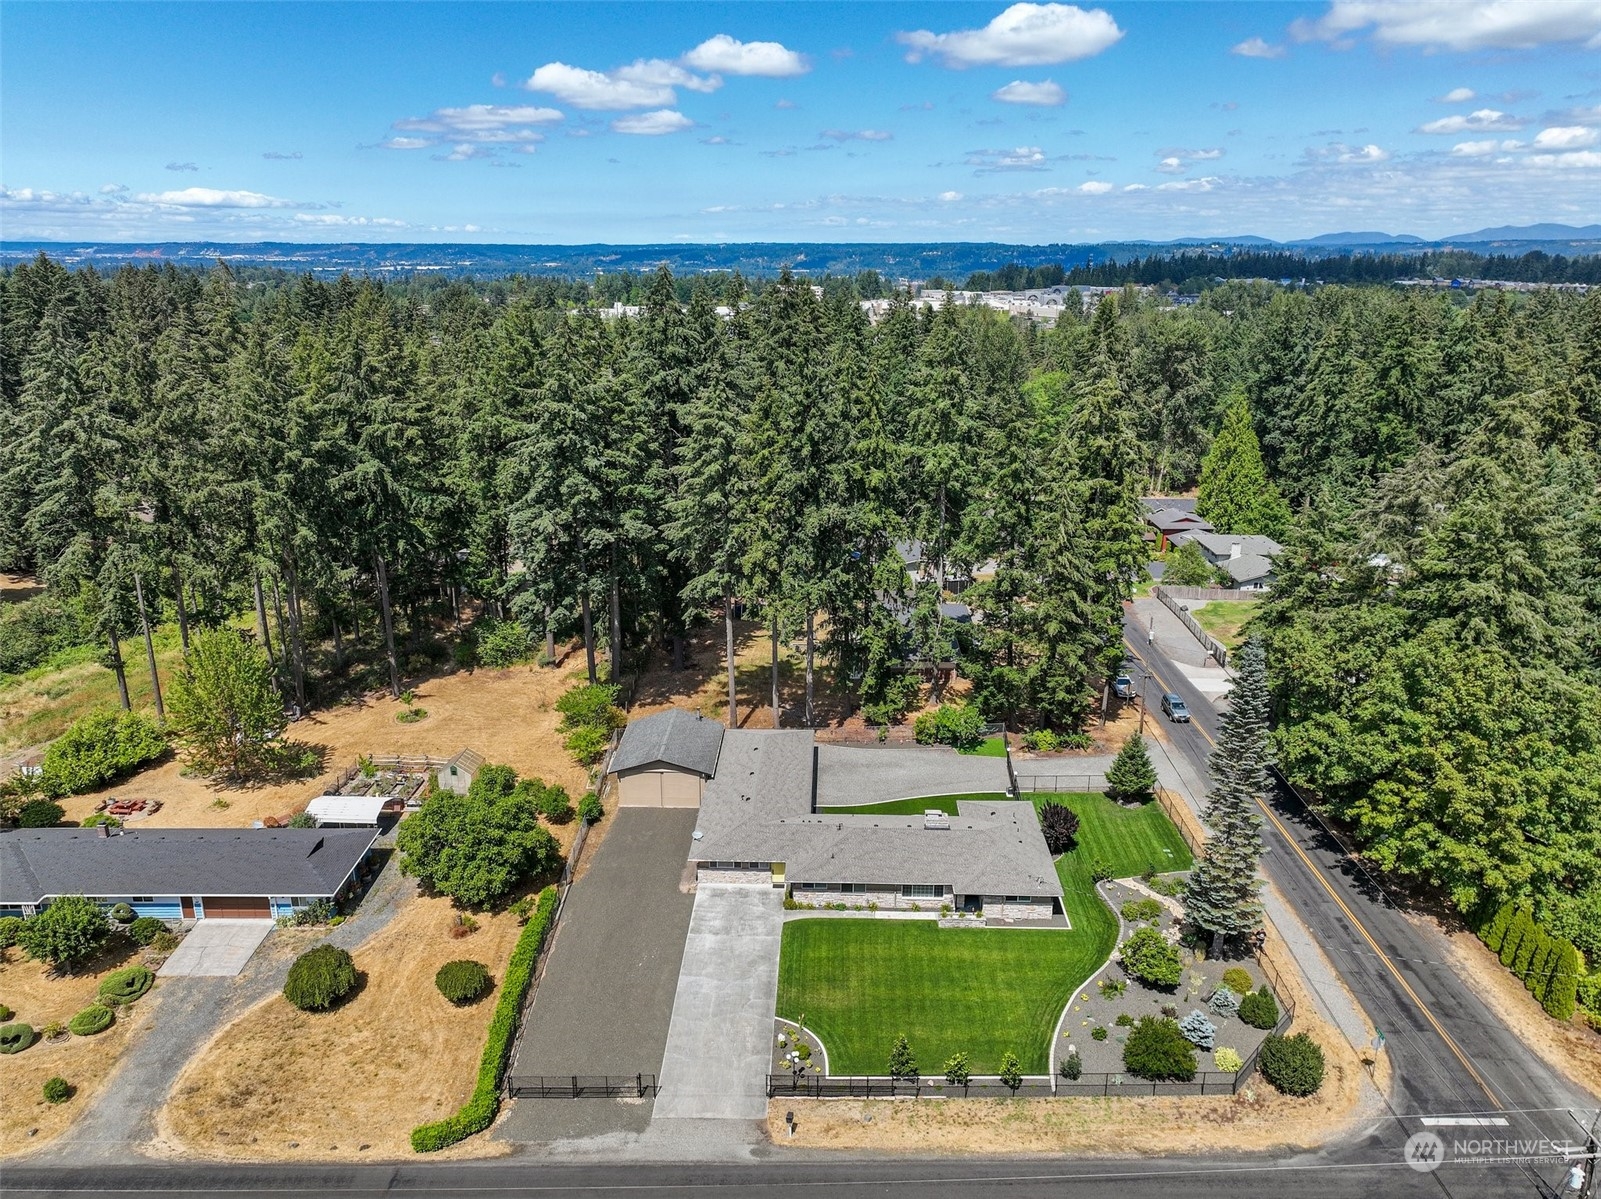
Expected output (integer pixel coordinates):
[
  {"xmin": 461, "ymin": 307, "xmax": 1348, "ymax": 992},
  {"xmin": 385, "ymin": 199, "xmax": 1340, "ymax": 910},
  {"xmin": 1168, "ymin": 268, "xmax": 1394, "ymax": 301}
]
[
  {"xmin": 961, "ymin": 734, "xmax": 1008, "ymax": 757},
  {"xmin": 817, "ymin": 791, "xmax": 1009, "ymax": 817},
  {"xmin": 1192, "ymin": 600, "xmax": 1262, "ymax": 650},
  {"xmin": 777, "ymin": 919, "xmax": 1107, "ymax": 1074},
  {"xmin": 1031, "ymin": 791, "xmax": 1193, "ymax": 878}
]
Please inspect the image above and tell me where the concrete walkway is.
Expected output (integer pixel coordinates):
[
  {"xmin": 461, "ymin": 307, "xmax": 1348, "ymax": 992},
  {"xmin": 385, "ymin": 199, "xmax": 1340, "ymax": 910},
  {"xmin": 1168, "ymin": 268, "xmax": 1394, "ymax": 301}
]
[
  {"xmin": 157, "ymin": 919, "xmax": 273, "ymax": 977},
  {"xmin": 1131, "ymin": 597, "xmax": 1235, "ymax": 705},
  {"xmin": 653, "ymin": 883, "xmax": 784, "ymax": 1122}
]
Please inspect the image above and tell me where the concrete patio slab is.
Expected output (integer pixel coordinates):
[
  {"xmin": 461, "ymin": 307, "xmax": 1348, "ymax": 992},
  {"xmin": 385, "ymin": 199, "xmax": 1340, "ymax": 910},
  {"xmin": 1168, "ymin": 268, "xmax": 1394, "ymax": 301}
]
[
  {"xmin": 653, "ymin": 883, "xmax": 784, "ymax": 1121},
  {"xmin": 157, "ymin": 919, "xmax": 273, "ymax": 977}
]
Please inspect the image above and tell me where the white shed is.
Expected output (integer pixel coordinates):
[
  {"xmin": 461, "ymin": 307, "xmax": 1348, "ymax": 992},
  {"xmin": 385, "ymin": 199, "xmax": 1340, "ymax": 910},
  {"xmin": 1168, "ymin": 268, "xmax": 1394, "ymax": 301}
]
[{"xmin": 304, "ymin": 795, "xmax": 390, "ymax": 828}]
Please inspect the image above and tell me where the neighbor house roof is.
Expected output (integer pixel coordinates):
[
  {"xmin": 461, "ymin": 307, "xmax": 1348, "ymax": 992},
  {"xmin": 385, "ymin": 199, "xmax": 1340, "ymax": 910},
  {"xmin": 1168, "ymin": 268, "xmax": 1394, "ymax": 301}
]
[
  {"xmin": 1172, "ymin": 532, "xmax": 1283, "ymax": 559},
  {"xmin": 304, "ymin": 795, "xmax": 389, "ymax": 826},
  {"xmin": 610, "ymin": 708, "xmax": 725, "ymax": 778},
  {"xmin": 1219, "ymin": 553, "xmax": 1276, "ymax": 584},
  {"xmin": 0, "ymin": 827, "xmax": 378, "ymax": 906},
  {"xmin": 1144, "ymin": 507, "xmax": 1214, "ymax": 534},
  {"xmin": 1141, "ymin": 496, "xmax": 1198, "ymax": 514}
]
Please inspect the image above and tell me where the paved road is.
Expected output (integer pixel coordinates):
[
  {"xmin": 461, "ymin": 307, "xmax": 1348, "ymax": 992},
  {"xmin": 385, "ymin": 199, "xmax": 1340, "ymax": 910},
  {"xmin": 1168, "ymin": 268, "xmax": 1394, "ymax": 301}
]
[{"xmin": 1121, "ymin": 607, "xmax": 1599, "ymax": 1173}]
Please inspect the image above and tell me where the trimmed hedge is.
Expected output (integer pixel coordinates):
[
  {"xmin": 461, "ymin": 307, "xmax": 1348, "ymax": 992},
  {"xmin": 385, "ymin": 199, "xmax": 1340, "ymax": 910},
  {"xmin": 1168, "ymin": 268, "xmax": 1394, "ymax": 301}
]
[
  {"xmin": 0, "ymin": 915, "xmax": 23, "ymax": 949},
  {"xmin": 411, "ymin": 885, "xmax": 559, "ymax": 1152},
  {"xmin": 436, "ymin": 959, "xmax": 491, "ymax": 1004},
  {"xmin": 40, "ymin": 709, "xmax": 167, "ymax": 797},
  {"xmin": 98, "ymin": 965, "xmax": 154, "ymax": 1005},
  {"xmin": 0, "ymin": 1023, "xmax": 37, "ymax": 1054},
  {"xmin": 283, "ymin": 945, "xmax": 357, "ymax": 1012},
  {"xmin": 1260, "ymin": 1032, "xmax": 1326, "ymax": 1097},
  {"xmin": 67, "ymin": 1005, "xmax": 114, "ymax": 1036},
  {"xmin": 127, "ymin": 916, "xmax": 168, "ymax": 946},
  {"xmin": 1473, "ymin": 902, "xmax": 1584, "ymax": 1021}
]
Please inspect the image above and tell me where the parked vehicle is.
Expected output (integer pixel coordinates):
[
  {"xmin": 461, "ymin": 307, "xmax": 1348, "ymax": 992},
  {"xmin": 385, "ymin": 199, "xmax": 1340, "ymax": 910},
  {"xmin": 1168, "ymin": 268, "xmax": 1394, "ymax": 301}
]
[
  {"xmin": 1161, "ymin": 693, "xmax": 1190, "ymax": 722},
  {"xmin": 1113, "ymin": 675, "xmax": 1134, "ymax": 700}
]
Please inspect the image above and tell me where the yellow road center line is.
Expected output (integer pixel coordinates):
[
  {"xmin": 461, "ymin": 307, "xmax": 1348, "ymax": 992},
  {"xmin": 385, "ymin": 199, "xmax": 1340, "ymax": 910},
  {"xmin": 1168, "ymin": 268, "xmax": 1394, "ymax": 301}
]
[{"xmin": 1124, "ymin": 640, "xmax": 1504, "ymax": 1109}]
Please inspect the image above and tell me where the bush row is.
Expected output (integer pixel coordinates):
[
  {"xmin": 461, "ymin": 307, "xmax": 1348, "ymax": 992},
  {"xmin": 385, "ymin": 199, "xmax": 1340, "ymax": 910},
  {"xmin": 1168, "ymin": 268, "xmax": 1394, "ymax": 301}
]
[
  {"xmin": 410, "ymin": 885, "xmax": 560, "ymax": 1152},
  {"xmin": 39, "ymin": 710, "xmax": 168, "ymax": 797},
  {"xmin": 1476, "ymin": 903, "xmax": 1584, "ymax": 1022}
]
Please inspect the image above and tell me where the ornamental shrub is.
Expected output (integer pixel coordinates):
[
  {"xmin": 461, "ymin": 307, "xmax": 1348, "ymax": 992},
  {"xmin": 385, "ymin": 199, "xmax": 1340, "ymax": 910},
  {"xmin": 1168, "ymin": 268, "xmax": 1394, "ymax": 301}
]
[
  {"xmin": 554, "ymin": 683, "xmax": 625, "ymax": 737},
  {"xmin": 0, "ymin": 915, "xmax": 24, "ymax": 948},
  {"xmin": 1543, "ymin": 942, "xmax": 1583, "ymax": 1021},
  {"xmin": 20, "ymin": 895, "xmax": 111, "ymax": 971},
  {"xmin": 1238, "ymin": 987, "xmax": 1280, "ymax": 1030},
  {"xmin": 283, "ymin": 945, "xmax": 357, "ymax": 1011},
  {"xmin": 0, "ymin": 1005, "xmax": 10, "ymax": 1021},
  {"xmin": 40, "ymin": 710, "xmax": 167, "ymax": 797},
  {"xmin": 1221, "ymin": 966, "xmax": 1254, "ymax": 995},
  {"xmin": 17, "ymin": 798, "xmax": 65, "ymax": 827},
  {"xmin": 1500, "ymin": 908, "xmax": 1533, "ymax": 969},
  {"xmin": 1115, "ymin": 1012, "xmax": 1134, "ymax": 1027},
  {"xmin": 534, "ymin": 784, "xmax": 575, "ymax": 825},
  {"xmin": 411, "ymin": 886, "xmax": 559, "ymax": 1152},
  {"xmin": 1091, "ymin": 1025, "xmax": 1108, "ymax": 1041},
  {"xmin": 888, "ymin": 1033, "xmax": 918, "ymax": 1079},
  {"xmin": 473, "ymin": 618, "xmax": 532, "ymax": 669},
  {"xmin": 578, "ymin": 792, "xmax": 604, "ymax": 824},
  {"xmin": 67, "ymin": 1005, "xmax": 114, "ymax": 1036},
  {"xmin": 1480, "ymin": 902, "xmax": 1516, "ymax": 954},
  {"xmin": 1119, "ymin": 926, "xmax": 1183, "ymax": 989},
  {"xmin": 1121, "ymin": 898, "xmax": 1163, "ymax": 923},
  {"xmin": 43, "ymin": 1076, "xmax": 71, "ymax": 1103},
  {"xmin": 912, "ymin": 703, "xmax": 986, "ymax": 751},
  {"xmin": 1214, "ymin": 1046, "xmax": 1244, "ymax": 1073},
  {"xmin": 98, "ymin": 965, "xmax": 154, "ymax": 1004},
  {"xmin": 1512, "ymin": 921, "xmax": 1543, "ymax": 980},
  {"xmin": 1059, "ymin": 1049, "xmax": 1082, "ymax": 1080},
  {"xmin": 1260, "ymin": 1032, "xmax": 1325, "ymax": 1096},
  {"xmin": 109, "ymin": 904, "xmax": 135, "ymax": 924},
  {"xmin": 999, "ymin": 1050, "xmax": 1023, "ymax": 1091},
  {"xmin": 127, "ymin": 917, "xmax": 167, "ymax": 946},
  {"xmin": 1039, "ymin": 800, "xmax": 1080, "ymax": 854},
  {"xmin": 1122, "ymin": 1016, "xmax": 1197, "ymax": 1081},
  {"xmin": 1209, "ymin": 986, "xmax": 1241, "ymax": 1017},
  {"xmin": 943, "ymin": 1051, "xmax": 970, "ymax": 1087},
  {"xmin": 562, "ymin": 726, "xmax": 610, "ymax": 766},
  {"xmin": 0, "ymin": 1023, "xmax": 37, "ymax": 1054},
  {"xmin": 1179, "ymin": 1009, "xmax": 1217, "ymax": 1049},
  {"xmin": 436, "ymin": 959, "xmax": 491, "ymax": 1004}
]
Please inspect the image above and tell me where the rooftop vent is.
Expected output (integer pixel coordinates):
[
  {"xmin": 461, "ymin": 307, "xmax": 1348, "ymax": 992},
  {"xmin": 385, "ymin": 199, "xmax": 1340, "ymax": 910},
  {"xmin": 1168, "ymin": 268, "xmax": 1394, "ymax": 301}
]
[{"xmin": 923, "ymin": 810, "xmax": 951, "ymax": 830}]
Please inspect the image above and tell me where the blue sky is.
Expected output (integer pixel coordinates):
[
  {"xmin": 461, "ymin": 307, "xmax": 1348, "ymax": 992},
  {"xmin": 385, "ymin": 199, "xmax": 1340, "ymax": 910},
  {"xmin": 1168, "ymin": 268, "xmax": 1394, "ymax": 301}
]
[{"xmin": 3, "ymin": 1, "xmax": 1600, "ymax": 243}]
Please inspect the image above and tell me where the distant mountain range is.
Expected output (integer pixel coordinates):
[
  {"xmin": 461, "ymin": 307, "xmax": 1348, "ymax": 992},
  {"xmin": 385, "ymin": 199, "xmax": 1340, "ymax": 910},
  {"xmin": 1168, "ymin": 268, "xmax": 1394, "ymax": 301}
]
[{"xmin": 3, "ymin": 224, "xmax": 1596, "ymax": 278}]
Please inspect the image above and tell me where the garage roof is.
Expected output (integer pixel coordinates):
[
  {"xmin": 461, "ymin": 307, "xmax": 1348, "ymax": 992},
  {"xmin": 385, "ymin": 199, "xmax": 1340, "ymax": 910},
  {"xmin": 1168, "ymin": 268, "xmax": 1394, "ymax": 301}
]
[
  {"xmin": 610, "ymin": 708, "xmax": 725, "ymax": 778},
  {"xmin": 0, "ymin": 827, "xmax": 377, "ymax": 906},
  {"xmin": 305, "ymin": 795, "xmax": 389, "ymax": 826}
]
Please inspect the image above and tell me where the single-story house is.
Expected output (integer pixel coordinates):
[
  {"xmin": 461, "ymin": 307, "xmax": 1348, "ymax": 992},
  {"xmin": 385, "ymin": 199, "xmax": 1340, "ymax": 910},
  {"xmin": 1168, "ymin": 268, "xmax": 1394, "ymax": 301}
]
[
  {"xmin": 610, "ymin": 707, "xmax": 725, "ymax": 808},
  {"xmin": 1144, "ymin": 505, "xmax": 1214, "ymax": 552},
  {"xmin": 433, "ymin": 747, "xmax": 484, "ymax": 797},
  {"xmin": 0, "ymin": 826, "xmax": 379, "ymax": 921},
  {"xmin": 1168, "ymin": 531, "xmax": 1283, "ymax": 590},
  {"xmin": 609, "ymin": 711, "xmax": 1063, "ymax": 921}
]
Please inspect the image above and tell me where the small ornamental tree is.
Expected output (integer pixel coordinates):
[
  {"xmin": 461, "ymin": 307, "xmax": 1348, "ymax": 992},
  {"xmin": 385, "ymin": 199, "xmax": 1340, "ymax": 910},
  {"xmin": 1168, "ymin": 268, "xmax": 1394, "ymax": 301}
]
[
  {"xmin": 1119, "ymin": 926, "xmax": 1183, "ymax": 988},
  {"xmin": 888, "ymin": 1033, "xmax": 918, "ymax": 1079},
  {"xmin": 943, "ymin": 1051, "xmax": 970, "ymax": 1087},
  {"xmin": 1106, "ymin": 734, "xmax": 1157, "ymax": 802},
  {"xmin": 1122, "ymin": 1017, "xmax": 1197, "ymax": 1082},
  {"xmin": 1259, "ymin": 1033, "xmax": 1325, "ymax": 1096},
  {"xmin": 1208, "ymin": 986, "xmax": 1241, "ymax": 1017},
  {"xmin": 1039, "ymin": 800, "xmax": 1080, "ymax": 854},
  {"xmin": 283, "ymin": 945, "xmax": 357, "ymax": 1011},
  {"xmin": 998, "ymin": 1050, "xmax": 1023, "ymax": 1092},
  {"xmin": 1163, "ymin": 540, "xmax": 1214, "ymax": 587},
  {"xmin": 166, "ymin": 627, "xmax": 287, "ymax": 780},
  {"xmin": 18, "ymin": 895, "xmax": 110, "ymax": 972},
  {"xmin": 1178, "ymin": 1009, "xmax": 1217, "ymax": 1049},
  {"xmin": 1512, "ymin": 922, "xmax": 1544, "ymax": 980}
]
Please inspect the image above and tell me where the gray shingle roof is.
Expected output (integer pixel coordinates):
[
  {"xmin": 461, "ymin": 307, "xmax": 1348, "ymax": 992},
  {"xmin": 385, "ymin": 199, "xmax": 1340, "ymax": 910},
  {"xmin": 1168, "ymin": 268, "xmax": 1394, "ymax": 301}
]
[
  {"xmin": 1145, "ymin": 508, "xmax": 1214, "ymax": 534},
  {"xmin": 610, "ymin": 709, "xmax": 725, "ymax": 778},
  {"xmin": 1220, "ymin": 553, "xmax": 1275, "ymax": 584},
  {"xmin": 1176, "ymin": 532, "xmax": 1283, "ymax": 559},
  {"xmin": 0, "ymin": 827, "xmax": 378, "ymax": 906}
]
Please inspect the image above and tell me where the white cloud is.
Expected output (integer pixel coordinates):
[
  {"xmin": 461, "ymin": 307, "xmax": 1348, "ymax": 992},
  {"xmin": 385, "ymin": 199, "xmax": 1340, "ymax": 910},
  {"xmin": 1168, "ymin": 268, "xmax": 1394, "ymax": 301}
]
[
  {"xmin": 1450, "ymin": 139, "xmax": 1499, "ymax": 156},
  {"xmin": 939, "ymin": 190, "xmax": 964, "ymax": 201},
  {"xmin": 1527, "ymin": 149, "xmax": 1601, "ymax": 167},
  {"xmin": 294, "ymin": 214, "xmax": 407, "ymax": 227},
  {"xmin": 382, "ymin": 137, "xmax": 432, "ymax": 150},
  {"xmin": 611, "ymin": 109, "xmax": 694, "ymax": 135},
  {"xmin": 1155, "ymin": 156, "xmax": 1186, "ymax": 174},
  {"xmin": 683, "ymin": 34, "xmax": 808, "ymax": 77},
  {"xmin": 262, "ymin": 150, "xmax": 303, "ymax": 161},
  {"xmin": 1438, "ymin": 87, "xmax": 1476, "ymax": 103},
  {"xmin": 1156, "ymin": 176, "xmax": 1220, "ymax": 192},
  {"xmin": 391, "ymin": 104, "xmax": 562, "ymax": 153},
  {"xmin": 821, "ymin": 128, "xmax": 894, "ymax": 141},
  {"xmin": 1231, "ymin": 36, "xmax": 1287, "ymax": 58},
  {"xmin": 1292, "ymin": 1, "xmax": 1601, "ymax": 52},
  {"xmin": 1533, "ymin": 125, "xmax": 1600, "ymax": 149},
  {"xmin": 99, "ymin": 183, "xmax": 127, "ymax": 195},
  {"xmin": 701, "ymin": 135, "xmax": 732, "ymax": 145},
  {"xmin": 898, "ymin": 3, "xmax": 1123, "ymax": 68},
  {"xmin": 437, "ymin": 144, "xmax": 497, "ymax": 161},
  {"xmin": 1122, "ymin": 183, "xmax": 1148, "ymax": 191},
  {"xmin": 992, "ymin": 79, "xmax": 1067, "ymax": 106},
  {"xmin": 1306, "ymin": 141, "xmax": 1391, "ymax": 163},
  {"xmin": 1154, "ymin": 147, "xmax": 1224, "ymax": 174},
  {"xmin": 1416, "ymin": 109, "xmax": 1525, "ymax": 134},
  {"xmin": 615, "ymin": 58, "xmax": 720, "ymax": 93},
  {"xmin": 525, "ymin": 62, "xmax": 678, "ymax": 109},
  {"xmin": 966, "ymin": 145, "xmax": 1050, "ymax": 172},
  {"xmin": 135, "ymin": 187, "xmax": 293, "ymax": 208},
  {"xmin": 1078, "ymin": 180, "xmax": 1114, "ymax": 193}
]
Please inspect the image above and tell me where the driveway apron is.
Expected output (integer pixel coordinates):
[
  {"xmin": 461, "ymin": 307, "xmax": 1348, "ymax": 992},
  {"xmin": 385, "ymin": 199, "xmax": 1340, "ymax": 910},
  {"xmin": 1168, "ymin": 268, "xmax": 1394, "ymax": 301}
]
[
  {"xmin": 157, "ymin": 919, "xmax": 273, "ymax": 977},
  {"xmin": 652, "ymin": 882, "xmax": 784, "ymax": 1121}
]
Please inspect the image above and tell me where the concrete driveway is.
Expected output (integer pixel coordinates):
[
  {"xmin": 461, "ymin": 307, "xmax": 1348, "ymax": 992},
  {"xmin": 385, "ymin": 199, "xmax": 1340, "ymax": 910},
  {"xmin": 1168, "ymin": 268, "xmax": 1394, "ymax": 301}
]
[
  {"xmin": 653, "ymin": 882, "xmax": 784, "ymax": 1121},
  {"xmin": 157, "ymin": 919, "xmax": 273, "ymax": 977}
]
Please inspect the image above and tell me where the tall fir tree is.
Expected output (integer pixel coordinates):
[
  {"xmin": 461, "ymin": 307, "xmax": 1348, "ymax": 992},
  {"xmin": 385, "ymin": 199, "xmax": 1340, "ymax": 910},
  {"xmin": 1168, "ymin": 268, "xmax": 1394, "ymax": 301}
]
[{"xmin": 1195, "ymin": 390, "xmax": 1292, "ymax": 538}]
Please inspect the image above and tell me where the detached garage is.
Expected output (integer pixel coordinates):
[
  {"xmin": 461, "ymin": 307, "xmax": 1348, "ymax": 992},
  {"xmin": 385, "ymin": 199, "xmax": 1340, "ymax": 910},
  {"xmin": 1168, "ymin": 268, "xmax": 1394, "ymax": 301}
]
[{"xmin": 609, "ymin": 708, "xmax": 724, "ymax": 809}]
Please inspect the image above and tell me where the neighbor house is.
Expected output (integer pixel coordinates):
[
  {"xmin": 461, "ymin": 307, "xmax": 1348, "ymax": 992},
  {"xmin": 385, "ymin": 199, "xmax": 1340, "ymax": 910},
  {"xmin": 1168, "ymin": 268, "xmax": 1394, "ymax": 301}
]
[
  {"xmin": 609, "ymin": 711, "xmax": 1064, "ymax": 921},
  {"xmin": 1142, "ymin": 501, "xmax": 1214, "ymax": 552},
  {"xmin": 0, "ymin": 826, "xmax": 379, "ymax": 921},
  {"xmin": 1168, "ymin": 531, "xmax": 1283, "ymax": 590}
]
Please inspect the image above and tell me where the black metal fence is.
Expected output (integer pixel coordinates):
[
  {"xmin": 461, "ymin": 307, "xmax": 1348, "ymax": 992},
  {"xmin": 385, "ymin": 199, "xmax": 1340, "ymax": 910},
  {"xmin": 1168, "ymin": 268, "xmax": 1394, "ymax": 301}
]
[
  {"xmin": 507, "ymin": 1074, "xmax": 657, "ymax": 1099},
  {"xmin": 769, "ymin": 1074, "xmax": 1056, "ymax": 1099}
]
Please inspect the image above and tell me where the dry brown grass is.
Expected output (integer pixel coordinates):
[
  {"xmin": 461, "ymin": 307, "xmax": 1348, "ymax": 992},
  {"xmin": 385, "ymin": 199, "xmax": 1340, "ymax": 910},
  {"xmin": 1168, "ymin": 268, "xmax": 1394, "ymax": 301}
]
[
  {"xmin": 0, "ymin": 942, "xmax": 156, "ymax": 1154},
  {"xmin": 52, "ymin": 662, "xmax": 592, "ymax": 830},
  {"xmin": 1435, "ymin": 924, "xmax": 1601, "ymax": 1101},
  {"xmin": 158, "ymin": 890, "xmax": 527, "ymax": 1160}
]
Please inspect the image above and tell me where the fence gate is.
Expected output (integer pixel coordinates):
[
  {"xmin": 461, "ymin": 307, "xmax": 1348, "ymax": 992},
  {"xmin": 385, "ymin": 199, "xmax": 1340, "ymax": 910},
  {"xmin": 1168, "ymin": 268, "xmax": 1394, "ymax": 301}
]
[{"xmin": 506, "ymin": 1074, "xmax": 657, "ymax": 1099}]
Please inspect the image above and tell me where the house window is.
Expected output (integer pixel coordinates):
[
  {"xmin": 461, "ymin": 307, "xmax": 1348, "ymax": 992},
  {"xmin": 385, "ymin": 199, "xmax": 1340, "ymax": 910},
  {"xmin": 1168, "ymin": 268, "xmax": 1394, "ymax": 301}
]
[
  {"xmin": 902, "ymin": 884, "xmax": 942, "ymax": 899},
  {"xmin": 1003, "ymin": 895, "xmax": 1033, "ymax": 903},
  {"xmin": 130, "ymin": 896, "xmax": 154, "ymax": 903},
  {"xmin": 840, "ymin": 883, "xmax": 867, "ymax": 894},
  {"xmin": 797, "ymin": 882, "xmax": 828, "ymax": 891}
]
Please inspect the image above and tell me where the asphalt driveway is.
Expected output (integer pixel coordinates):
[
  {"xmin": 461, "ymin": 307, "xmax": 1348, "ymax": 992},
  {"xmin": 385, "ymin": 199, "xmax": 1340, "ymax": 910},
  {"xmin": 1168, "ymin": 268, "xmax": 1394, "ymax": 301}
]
[{"xmin": 157, "ymin": 919, "xmax": 273, "ymax": 977}]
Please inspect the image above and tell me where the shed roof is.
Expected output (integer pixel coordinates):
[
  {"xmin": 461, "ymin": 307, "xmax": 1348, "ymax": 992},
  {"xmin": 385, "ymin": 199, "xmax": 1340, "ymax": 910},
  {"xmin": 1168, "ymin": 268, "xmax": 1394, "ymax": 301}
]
[
  {"xmin": 305, "ymin": 795, "xmax": 389, "ymax": 826},
  {"xmin": 0, "ymin": 827, "xmax": 377, "ymax": 906},
  {"xmin": 610, "ymin": 708, "xmax": 725, "ymax": 778}
]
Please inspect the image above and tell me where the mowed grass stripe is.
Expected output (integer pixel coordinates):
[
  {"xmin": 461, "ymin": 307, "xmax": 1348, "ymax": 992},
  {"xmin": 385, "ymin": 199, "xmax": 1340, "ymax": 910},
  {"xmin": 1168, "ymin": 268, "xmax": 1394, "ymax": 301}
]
[
  {"xmin": 776, "ymin": 919, "xmax": 1101, "ymax": 1075},
  {"xmin": 816, "ymin": 792, "xmax": 1009, "ymax": 817},
  {"xmin": 1032, "ymin": 791, "xmax": 1193, "ymax": 878}
]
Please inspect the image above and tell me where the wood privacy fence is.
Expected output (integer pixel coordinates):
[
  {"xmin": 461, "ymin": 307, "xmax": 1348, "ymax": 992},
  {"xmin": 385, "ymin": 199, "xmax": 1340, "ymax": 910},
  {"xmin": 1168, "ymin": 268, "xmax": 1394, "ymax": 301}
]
[
  {"xmin": 1155, "ymin": 584, "xmax": 1262, "ymax": 602},
  {"xmin": 1152, "ymin": 586, "xmax": 1232, "ymax": 669}
]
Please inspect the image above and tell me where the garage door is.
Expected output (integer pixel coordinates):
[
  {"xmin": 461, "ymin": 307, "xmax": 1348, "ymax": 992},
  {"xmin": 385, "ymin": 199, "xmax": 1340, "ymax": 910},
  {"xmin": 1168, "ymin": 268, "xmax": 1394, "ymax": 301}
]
[
  {"xmin": 617, "ymin": 772, "xmax": 664, "ymax": 807},
  {"xmin": 199, "ymin": 896, "xmax": 271, "ymax": 919}
]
